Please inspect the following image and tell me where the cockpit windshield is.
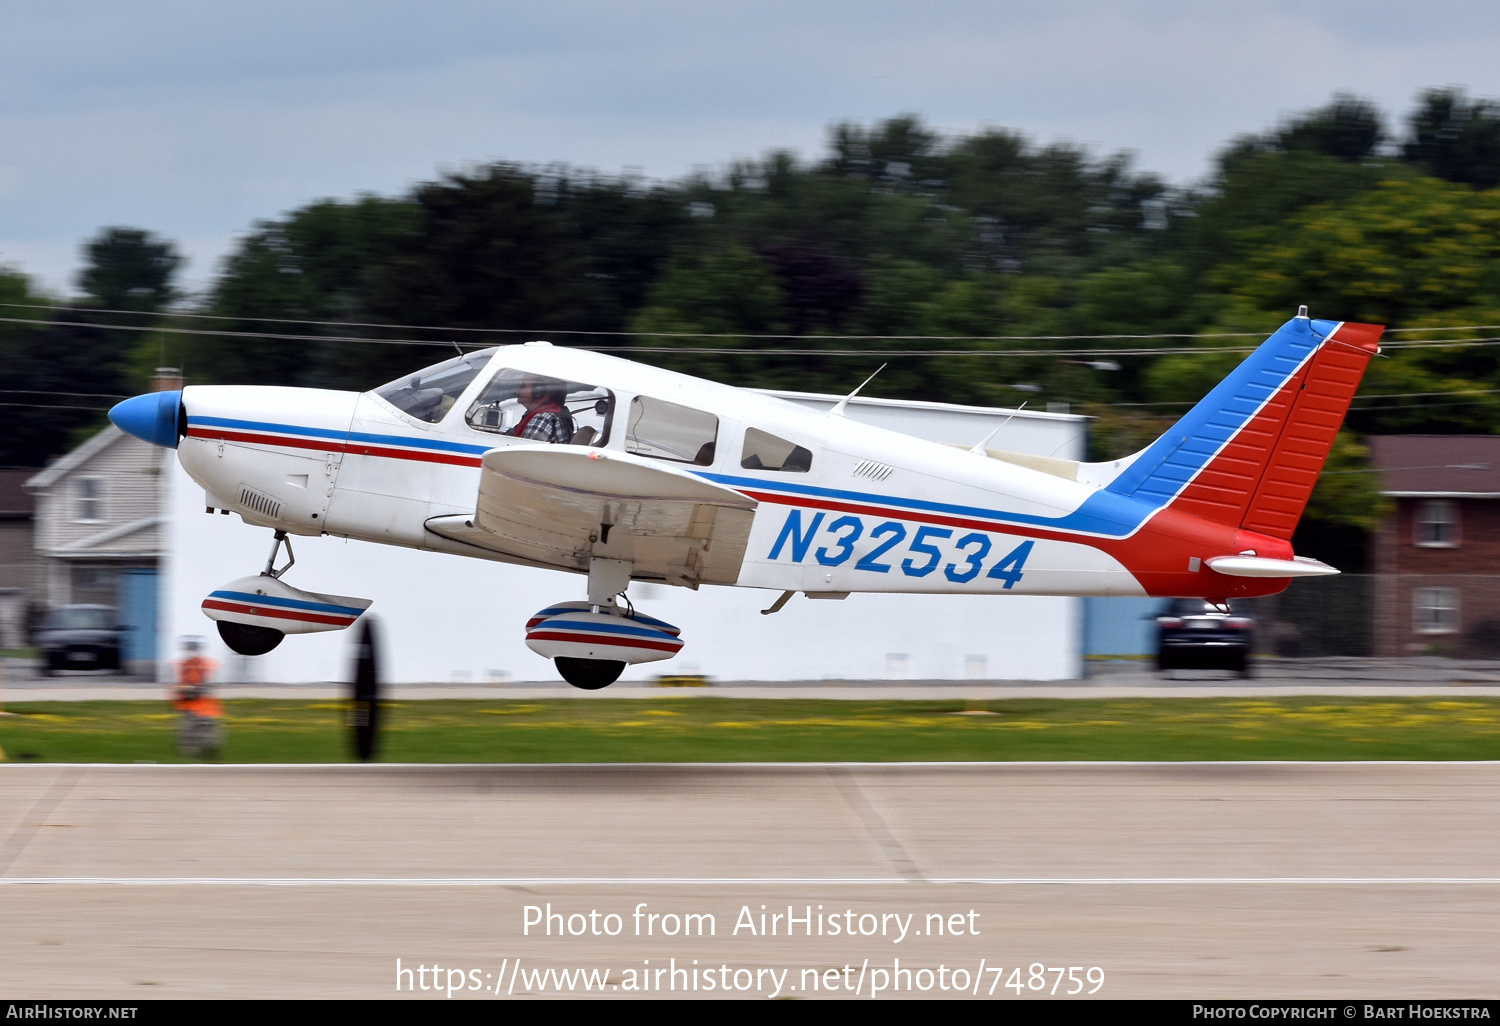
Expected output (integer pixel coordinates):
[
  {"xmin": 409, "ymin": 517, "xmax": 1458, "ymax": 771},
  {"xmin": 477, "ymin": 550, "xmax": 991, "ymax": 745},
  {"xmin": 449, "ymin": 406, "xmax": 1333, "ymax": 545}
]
[{"xmin": 375, "ymin": 348, "xmax": 497, "ymax": 423}]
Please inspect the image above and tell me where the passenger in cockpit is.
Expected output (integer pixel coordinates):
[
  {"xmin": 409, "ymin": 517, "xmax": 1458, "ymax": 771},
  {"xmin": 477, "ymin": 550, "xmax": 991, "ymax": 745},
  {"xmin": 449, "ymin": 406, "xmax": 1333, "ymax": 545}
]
[{"xmin": 508, "ymin": 376, "xmax": 576, "ymax": 443}]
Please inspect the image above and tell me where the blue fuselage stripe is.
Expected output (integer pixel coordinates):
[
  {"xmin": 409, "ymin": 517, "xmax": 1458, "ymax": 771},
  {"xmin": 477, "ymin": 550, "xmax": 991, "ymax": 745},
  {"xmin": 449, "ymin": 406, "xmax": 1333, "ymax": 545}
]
[
  {"xmin": 209, "ymin": 590, "xmax": 364, "ymax": 617},
  {"xmin": 535, "ymin": 619, "xmax": 675, "ymax": 639},
  {"xmin": 189, "ymin": 416, "xmax": 492, "ymax": 456},
  {"xmin": 701, "ymin": 472, "xmax": 1151, "ymax": 538}
]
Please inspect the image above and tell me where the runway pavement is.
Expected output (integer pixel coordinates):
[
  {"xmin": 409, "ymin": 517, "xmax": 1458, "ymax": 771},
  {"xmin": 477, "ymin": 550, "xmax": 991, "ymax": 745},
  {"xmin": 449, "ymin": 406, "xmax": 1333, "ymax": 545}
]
[
  {"xmin": 10, "ymin": 655, "xmax": 1500, "ymax": 701},
  {"xmin": 2, "ymin": 762, "xmax": 1499, "ymax": 998}
]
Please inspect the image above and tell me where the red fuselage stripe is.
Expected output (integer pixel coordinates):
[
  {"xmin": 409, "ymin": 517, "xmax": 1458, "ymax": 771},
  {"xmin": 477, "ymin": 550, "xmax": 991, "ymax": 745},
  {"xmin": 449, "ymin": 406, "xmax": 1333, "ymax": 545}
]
[
  {"xmin": 202, "ymin": 598, "xmax": 357, "ymax": 627},
  {"xmin": 189, "ymin": 427, "xmax": 484, "ymax": 468},
  {"xmin": 527, "ymin": 630, "xmax": 683, "ymax": 653}
]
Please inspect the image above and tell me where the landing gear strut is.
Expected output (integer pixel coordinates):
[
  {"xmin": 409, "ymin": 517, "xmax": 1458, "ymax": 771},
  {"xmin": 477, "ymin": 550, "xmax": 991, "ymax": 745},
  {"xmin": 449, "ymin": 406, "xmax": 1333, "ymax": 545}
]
[
  {"xmin": 201, "ymin": 531, "xmax": 373, "ymax": 656},
  {"xmin": 216, "ymin": 530, "xmax": 296, "ymax": 656},
  {"xmin": 524, "ymin": 559, "xmax": 683, "ymax": 690}
]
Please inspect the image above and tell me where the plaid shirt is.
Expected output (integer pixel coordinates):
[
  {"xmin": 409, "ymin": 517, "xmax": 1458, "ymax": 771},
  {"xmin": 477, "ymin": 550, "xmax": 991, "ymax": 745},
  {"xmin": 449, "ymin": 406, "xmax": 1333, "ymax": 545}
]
[{"xmin": 512, "ymin": 405, "xmax": 575, "ymax": 443}]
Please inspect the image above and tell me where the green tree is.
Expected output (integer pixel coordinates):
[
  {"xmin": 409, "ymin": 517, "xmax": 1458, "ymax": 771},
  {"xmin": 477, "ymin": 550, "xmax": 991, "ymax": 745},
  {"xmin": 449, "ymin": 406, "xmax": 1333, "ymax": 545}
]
[
  {"xmin": 187, "ymin": 196, "xmax": 417, "ymax": 388},
  {"xmin": 1225, "ymin": 177, "xmax": 1500, "ymax": 325},
  {"xmin": 628, "ymin": 241, "xmax": 788, "ymax": 386},
  {"xmin": 0, "ymin": 267, "xmax": 126, "ymax": 466},
  {"xmin": 77, "ymin": 226, "xmax": 181, "ymax": 312},
  {"xmin": 1403, "ymin": 88, "xmax": 1500, "ymax": 189}
]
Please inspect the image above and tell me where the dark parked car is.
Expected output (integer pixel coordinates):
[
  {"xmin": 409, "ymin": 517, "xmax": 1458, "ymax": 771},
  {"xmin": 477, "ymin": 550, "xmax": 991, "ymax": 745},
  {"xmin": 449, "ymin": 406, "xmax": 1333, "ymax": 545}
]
[
  {"xmin": 1155, "ymin": 599, "xmax": 1254, "ymax": 676},
  {"xmin": 36, "ymin": 605, "xmax": 126, "ymax": 675}
]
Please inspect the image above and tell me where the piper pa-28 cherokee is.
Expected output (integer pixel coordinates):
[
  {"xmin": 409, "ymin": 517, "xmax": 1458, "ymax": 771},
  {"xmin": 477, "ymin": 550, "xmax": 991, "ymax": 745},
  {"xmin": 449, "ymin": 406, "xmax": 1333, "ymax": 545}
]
[{"xmin": 111, "ymin": 309, "xmax": 1380, "ymax": 692}]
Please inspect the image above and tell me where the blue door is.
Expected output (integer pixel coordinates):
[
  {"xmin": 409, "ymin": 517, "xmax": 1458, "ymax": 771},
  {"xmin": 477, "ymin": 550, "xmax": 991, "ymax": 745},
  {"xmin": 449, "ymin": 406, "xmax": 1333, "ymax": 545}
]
[{"xmin": 117, "ymin": 567, "xmax": 158, "ymax": 665}]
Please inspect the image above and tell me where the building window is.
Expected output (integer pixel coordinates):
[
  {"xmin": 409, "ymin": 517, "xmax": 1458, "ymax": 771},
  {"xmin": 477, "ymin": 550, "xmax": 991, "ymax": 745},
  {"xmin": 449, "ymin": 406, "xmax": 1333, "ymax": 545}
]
[
  {"xmin": 71, "ymin": 566, "xmax": 118, "ymax": 605},
  {"xmin": 75, "ymin": 476, "xmax": 105, "ymax": 523},
  {"xmin": 1414, "ymin": 499, "xmax": 1460, "ymax": 547},
  {"xmin": 1413, "ymin": 587, "xmax": 1459, "ymax": 634}
]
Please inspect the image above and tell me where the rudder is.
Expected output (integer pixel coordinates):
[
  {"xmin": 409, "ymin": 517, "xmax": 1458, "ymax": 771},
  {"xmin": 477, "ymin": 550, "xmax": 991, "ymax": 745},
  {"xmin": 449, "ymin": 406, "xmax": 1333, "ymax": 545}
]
[
  {"xmin": 1106, "ymin": 315, "xmax": 1382, "ymax": 539},
  {"xmin": 1237, "ymin": 322, "xmax": 1382, "ymax": 537}
]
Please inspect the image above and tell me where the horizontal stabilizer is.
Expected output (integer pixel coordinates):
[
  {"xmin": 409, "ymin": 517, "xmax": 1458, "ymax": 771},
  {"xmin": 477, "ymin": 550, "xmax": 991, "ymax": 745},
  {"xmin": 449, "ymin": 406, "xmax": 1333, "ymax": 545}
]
[{"xmin": 1205, "ymin": 556, "xmax": 1339, "ymax": 578}]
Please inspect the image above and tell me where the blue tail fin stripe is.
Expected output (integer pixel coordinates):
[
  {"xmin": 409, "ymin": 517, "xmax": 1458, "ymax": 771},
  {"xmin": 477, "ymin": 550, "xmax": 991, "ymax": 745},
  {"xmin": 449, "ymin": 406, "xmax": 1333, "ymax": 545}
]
[{"xmin": 1105, "ymin": 317, "xmax": 1337, "ymax": 504}]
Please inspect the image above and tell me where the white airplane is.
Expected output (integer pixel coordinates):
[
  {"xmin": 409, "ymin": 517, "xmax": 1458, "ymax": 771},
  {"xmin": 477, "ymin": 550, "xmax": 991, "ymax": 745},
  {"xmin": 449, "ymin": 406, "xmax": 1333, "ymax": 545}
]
[{"xmin": 111, "ymin": 310, "xmax": 1381, "ymax": 694}]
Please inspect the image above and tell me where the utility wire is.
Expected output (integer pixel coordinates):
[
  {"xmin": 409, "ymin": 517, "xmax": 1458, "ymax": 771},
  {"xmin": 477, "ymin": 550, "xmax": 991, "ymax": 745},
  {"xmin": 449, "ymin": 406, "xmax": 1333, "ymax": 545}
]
[
  {"xmin": 2, "ymin": 300, "xmax": 1500, "ymax": 342},
  {"xmin": 5, "ymin": 312, "xmax": 1500, "ymax": 358}
]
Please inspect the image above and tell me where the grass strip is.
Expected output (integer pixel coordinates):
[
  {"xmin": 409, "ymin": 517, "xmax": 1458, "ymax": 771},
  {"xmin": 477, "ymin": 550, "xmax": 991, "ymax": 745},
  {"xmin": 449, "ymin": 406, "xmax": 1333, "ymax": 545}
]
[{"xmin": 1, "ymin": 697, "xmax": 1499, "ymax": 763}]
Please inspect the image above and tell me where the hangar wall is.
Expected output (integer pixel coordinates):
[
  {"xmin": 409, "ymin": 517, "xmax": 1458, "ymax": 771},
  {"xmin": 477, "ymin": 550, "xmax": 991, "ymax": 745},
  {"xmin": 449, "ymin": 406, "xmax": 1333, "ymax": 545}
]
[{"xmin": 160, "ymin": 397, "xmax": 1087, "ymax": 684}]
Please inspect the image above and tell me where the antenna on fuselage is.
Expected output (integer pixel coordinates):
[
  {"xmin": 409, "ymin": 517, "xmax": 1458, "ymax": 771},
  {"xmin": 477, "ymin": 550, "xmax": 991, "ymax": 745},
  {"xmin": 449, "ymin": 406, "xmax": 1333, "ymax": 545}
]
[
  {"xmin": 829, "ymin": 364, "xmax": 887, "ymax": 418},
  {"xmin": 971, "ymin": 402, "xmax": 1025, "ymax": 454}
]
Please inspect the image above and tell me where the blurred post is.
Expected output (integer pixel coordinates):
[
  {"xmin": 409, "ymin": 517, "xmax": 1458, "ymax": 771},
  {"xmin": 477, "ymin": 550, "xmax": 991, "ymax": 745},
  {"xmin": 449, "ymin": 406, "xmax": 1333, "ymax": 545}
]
[{"xmin": 150, "ymin": 367, "xmax": 183, "ymax": 392}]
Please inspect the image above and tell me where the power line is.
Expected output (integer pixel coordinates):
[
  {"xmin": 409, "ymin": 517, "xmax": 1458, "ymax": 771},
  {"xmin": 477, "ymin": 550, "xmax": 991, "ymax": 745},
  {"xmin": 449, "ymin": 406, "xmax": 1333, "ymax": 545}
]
[
  {"xmin": 1092, "ymin": 388, "xmax": 1500, "ymax": 411},
  {"xmin": 0, "ymin": 402, "xmax": 113, "ymax": 412},
  {"xmin": 3, "ymin": 299, "xmax": 1500, "ymax": 342},
  {"xmin": 0, "ymin": 389, "xmax": 129, "ymax": 400},
  {"xmin": 7, "ymin": 312, "xmax": 1500, "ymax": 359}
]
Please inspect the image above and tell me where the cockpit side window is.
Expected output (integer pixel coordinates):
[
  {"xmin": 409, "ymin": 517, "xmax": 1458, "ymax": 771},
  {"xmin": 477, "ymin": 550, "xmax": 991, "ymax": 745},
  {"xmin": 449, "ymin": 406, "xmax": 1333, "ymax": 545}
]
[
  {"xmin": 376, "ymin": 349, "xmax": 496, "ymax": 424},
  {"xmin": 465, "ymin": 369, "xmax": 614, "ymax": 446},
  {"xmin": 626, "ymin": 396, "xmax": 718, "ymax": 465},
  {"xmin": 741, "ymin": 428, "xmax": 813, "ymax": 473}
]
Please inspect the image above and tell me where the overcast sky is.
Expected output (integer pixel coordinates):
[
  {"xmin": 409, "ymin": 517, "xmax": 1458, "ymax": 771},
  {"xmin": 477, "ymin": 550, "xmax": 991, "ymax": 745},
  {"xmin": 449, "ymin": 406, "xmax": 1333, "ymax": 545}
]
[{"xmin": 2, "ymin": 0, "xmax": 1498, "ymax": 296}]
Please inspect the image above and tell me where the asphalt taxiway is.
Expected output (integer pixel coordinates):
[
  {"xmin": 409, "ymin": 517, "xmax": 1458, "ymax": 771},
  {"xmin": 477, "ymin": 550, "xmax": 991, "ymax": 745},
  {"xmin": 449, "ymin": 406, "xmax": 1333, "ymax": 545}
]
[{"xmin": 2, "ymin": 762, "xmax": 1498, "ymax": 998}]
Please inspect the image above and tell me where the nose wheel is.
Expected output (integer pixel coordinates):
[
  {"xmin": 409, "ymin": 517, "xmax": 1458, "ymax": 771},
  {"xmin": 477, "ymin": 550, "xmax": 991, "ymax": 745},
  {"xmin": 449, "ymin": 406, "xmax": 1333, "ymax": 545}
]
[{"xmin": 555, "ymin": 657, "xmax": 625, "ymax": 690}]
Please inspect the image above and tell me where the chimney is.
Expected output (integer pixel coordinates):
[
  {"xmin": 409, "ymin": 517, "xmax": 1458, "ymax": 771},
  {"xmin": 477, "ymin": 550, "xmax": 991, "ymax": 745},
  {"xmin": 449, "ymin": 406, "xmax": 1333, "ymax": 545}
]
[{"xmin": 151, "ymin": 367, "xmax": 184, "ymax": 392}]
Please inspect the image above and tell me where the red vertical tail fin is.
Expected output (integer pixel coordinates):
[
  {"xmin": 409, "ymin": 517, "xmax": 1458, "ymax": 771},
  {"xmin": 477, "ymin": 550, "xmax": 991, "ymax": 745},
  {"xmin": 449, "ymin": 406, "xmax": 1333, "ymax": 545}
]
[
  {"xmin": 1234, "ymin": 322, "xmax": 1383, "ymax": 538},
  {"xmin": 1108, "ymin": 317, "xmax": 1383, "ymax": 538}
]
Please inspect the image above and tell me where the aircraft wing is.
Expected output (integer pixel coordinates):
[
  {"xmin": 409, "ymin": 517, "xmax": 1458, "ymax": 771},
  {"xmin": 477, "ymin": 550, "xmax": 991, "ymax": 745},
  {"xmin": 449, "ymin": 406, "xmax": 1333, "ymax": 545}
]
[{"xmin": 426, "ymin": 446, "xmax": 758, "ymax": 587}]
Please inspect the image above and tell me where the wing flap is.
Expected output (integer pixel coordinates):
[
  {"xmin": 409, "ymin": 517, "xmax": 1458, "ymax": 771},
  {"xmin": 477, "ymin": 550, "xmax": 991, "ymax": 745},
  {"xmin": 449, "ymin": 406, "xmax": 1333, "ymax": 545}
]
[{"xmin": 430, "ymin": 446, "xmax": 758, "ymax": 585}]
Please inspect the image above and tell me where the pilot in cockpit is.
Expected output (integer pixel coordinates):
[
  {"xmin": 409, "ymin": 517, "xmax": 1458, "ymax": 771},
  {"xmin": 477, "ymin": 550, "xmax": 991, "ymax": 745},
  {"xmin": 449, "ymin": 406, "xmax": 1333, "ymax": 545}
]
[{"xmin": 507, "ymin": 376, "xmax": 576, "ymax": 443}]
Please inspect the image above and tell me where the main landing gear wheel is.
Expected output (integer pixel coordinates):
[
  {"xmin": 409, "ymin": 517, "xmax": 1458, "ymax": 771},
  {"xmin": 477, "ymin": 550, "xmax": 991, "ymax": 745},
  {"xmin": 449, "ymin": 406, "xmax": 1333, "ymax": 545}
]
[
  {"xmin": 349, "ymin": 617, "xmax": 381, "ymax": 762},
  {"xmin": 555, "ymin": 657, "xmax": 625, "ymax": 690},
  {"xmin": 217, "ymin": 620, "xmax": 285, "ymax": 656}
]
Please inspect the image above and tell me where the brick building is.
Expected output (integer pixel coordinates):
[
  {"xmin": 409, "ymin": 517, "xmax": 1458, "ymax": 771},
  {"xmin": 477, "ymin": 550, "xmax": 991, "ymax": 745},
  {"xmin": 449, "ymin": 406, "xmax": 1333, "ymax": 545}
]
[{"xmin": 1370, "ymin": 436, "xmax": 1500, "ymax": 657}]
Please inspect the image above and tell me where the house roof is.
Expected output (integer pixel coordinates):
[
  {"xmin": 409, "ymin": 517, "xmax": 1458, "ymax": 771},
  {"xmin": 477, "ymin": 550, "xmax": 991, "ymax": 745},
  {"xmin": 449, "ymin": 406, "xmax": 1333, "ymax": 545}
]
[
  {"xmin": 25, "ymin": 426, "xmax": 125, "ymax": 492},
  {"xmin": 1369, "ymin": 436, "xmax": 1500, "ymax": 496},
  {"xmin": 0, "ymin": 469, "xmax": 36, "ymax": 515}
]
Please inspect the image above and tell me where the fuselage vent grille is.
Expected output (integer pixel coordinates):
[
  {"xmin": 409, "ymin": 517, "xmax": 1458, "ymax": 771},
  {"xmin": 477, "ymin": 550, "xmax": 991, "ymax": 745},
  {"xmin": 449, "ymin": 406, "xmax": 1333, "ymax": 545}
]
[
  {"xmin": 852, "ymin": 459, "xmax": 895, "ymax": 482},
  {"xmin": 238, "ymin": 485, "xmax": 282, "ymax": 521}
]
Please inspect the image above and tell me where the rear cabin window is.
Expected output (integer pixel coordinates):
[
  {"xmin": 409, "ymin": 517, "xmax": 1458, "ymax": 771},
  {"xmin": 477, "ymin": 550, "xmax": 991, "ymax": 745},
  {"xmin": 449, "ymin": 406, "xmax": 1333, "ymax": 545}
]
[
  {"xmin": 626, "ymin": 396, "xmax": 718, "ymax": 465},
  {"xmin": 376, "ymin": 349, "xmax": 495, "ymax": 424},
  {"xmin": 465, "ymin": 369, "xmax": 613, "ymax": 446},
  {"xmin": 741, "ymin": 428, "xmax": 812, "ymax": 473}
]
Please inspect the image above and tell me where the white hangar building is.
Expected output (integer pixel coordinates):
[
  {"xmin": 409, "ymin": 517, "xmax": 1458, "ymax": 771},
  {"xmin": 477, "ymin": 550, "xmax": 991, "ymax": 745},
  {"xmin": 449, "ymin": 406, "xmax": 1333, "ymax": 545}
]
[{"xmin": 159, "ymin": 393, "xmax": 1088, "ymax": 684}]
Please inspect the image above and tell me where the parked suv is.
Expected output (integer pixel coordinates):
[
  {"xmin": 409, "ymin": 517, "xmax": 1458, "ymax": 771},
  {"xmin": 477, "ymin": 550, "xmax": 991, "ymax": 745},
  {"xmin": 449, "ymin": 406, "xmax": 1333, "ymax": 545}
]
[
  {"xmin": 36, "ymin": 605, "xmax": 126, "ymax": 675},
  {"xmin": 1155, "ymin": 599, "xmax": 1254, "ymax": 676}
]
